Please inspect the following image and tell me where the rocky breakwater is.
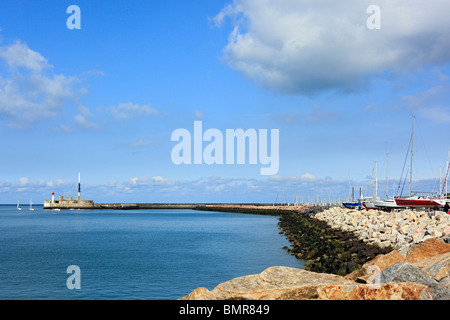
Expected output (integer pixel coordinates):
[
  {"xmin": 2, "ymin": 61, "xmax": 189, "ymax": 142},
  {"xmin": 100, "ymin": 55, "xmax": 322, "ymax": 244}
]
[
  {"xmin": 180, "ymin": 239, "xmax": 450, "ymax": 300},
  {"xmin": 278, "ymin": 208, "xmax": 393, "ymax": 276},
  {"xmin": 315, "ymin": 207, "xmax": 450, "ymax": 250}
]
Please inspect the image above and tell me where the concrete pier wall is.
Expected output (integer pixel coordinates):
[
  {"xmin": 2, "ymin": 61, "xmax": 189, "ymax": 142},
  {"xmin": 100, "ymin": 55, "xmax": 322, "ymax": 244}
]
[
  {"xmin": 42, "ymin": 203, "xmax": 276, "ymax": 210},
  {"xmin": 43, "ymin": 203, "xmax": 200, "ymax": 210}
]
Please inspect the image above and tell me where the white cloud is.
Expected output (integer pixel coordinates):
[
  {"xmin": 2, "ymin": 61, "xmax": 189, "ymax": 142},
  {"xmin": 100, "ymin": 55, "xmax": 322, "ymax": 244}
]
[
  {"xmin": 270, "ymin": 173, "xmax": 318, "ymax": 182},
  {"xmin": 46, "ymin": 179, "xmax": 70, "ymax": 188},
  {"xmin": 274, "ymin": 104, "xmax": 338, "ymax": 125},
  {"xmin": 54, "ymin": 124, "xmax": 73, "ymax": 133},
  {"xmin": 1, "ymin": 174, "xmax": 443, "ymax": 203},
  {"xmin": 423, "ymin": 106, "xmax": 450, "ymax": 123},
  {"xmin": 152, "ymin": 176, "xmax": 166, "ymax": 183},
  {"xmin": 129, "ymin": 140, "xmax": 154, "ymax": 149},
  {"xmin": 73, "ymin": 105, "xmax": 102, "ymax": 130},
  {"xmin": 300, "ymin": 173, "xmax": 317, "ymax": 181},
  {"xmin": 0, "ymin": 41, "xmax": 82, "ymax": 128},
  {"xmin": 106, "ymin": 180, "xmax": 118, "ymax": 187},
  {"xmin": 0, "ymin": 40, "xmax": 50, "ymax": 72},
  {"xmin": 18, "ymin": 177, "xmax": 31, "ymax": 186},
  {"xmin": 12, "ymin": 177, "xmax": 72, "ymax": 194},
  {"xmin": 213, "ymin": 0, "xmax": 450, "ymax": 95},
  {"xmin": 402, "ymin": 85, "xmax": 450, "ymax": 122},
  {"xmin": 108, "ymin": 102, "xmax": 158, "ymax": 120},
  {"xmin": 127, "ymin": 176, "xmax": 171, "ymax": 187}
]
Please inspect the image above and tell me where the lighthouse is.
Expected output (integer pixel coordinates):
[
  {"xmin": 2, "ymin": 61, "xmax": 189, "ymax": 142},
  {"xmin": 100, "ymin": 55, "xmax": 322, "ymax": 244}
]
[
  {"xmin": 77, "ymin": 172, "xmax": 82, "ymax": 201},
  {"xmin": 43, "ymin": 172, "xmax": 94, "ymax": 209}
]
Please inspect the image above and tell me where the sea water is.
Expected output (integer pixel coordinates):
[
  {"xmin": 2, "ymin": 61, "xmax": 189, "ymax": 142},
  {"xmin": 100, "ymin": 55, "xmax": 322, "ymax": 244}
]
[{"xmin": 0, "ymin": 205, "xmax": 304, "ymax": 300}]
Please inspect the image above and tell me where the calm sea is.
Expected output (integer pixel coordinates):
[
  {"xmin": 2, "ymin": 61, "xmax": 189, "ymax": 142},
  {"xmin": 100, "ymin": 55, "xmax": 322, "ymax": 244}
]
[{"xmin": 0, "ymin": 205, "xmax": 304, "ymax": 300}]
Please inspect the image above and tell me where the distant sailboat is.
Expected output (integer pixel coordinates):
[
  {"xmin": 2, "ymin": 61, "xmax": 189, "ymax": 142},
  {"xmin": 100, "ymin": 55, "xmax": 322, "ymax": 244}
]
[
  {"xmin": 29, "ymin": 199, "xmax": 35, "ymax": 211},
  {"xmin": 17, "ymin": 200, "xmax": 22, "ymax": 211}
]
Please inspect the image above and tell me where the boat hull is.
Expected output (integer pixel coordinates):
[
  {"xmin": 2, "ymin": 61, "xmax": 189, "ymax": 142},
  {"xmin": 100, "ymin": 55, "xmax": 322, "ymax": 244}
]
[
  {"xmin": 342, "ymin": 202, "xmax": 361, "ymax": 209},
  {"xmin": 394, "ymin": 197, "xmax": 444, "ymax": 208},
  {"xmin": 362, "ymin": 201, "xmax": 377, "ymax": 210},
  {"xmin": 373, "ymin": 199, "xmax": 402, "ymax": 209}
]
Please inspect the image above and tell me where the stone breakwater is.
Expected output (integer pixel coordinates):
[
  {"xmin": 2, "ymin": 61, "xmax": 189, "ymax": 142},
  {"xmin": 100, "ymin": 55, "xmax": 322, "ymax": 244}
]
[
  {"xmin": 315, "ymin": 207, "xmax": 450, "ymax": 251},
  {"xmin": 180, "ymin": 238, "xmax": 450, "ymax": 300},
  {"xmin": 184, "ymin": 204, "xmax": 450, "ymax": 300},
  {"xmin": 194, "ymin": 203, "xmax": 314, "ymax": 216},
  {"xmin": 278, "ymin": 209, "xmax": 392, "ymax": 276}
]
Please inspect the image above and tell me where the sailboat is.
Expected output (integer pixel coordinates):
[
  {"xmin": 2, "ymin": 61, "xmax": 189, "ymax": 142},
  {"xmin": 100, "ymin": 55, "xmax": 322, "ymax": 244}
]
[
  {"xmin": 342, "ymin": 170, "xmax": 361, "ymax": 209},
  {"xmin": 361, "ymin": 161, "xmax": 379, "ymax": 210},
  {"xmin": 17, "ymin": 200, "xmax": 22, "ymax": 211},
  {"xmin": 373, "ymin": 153, "xmax": 403, "ymax": 210},
  {"xmin": 395, "ymin": 195, "xmax": 445, "ymax": 208},
  {"xmin": 394, "ymin": 116, "xmax": 445, "ymax": 208},
  {"xmin": 342, "ymin": 188, "xmax": 361, "ymax": 209},
  {"xmin": 29, "ymin": 199, "xmax": 35, "ymax": 211}
]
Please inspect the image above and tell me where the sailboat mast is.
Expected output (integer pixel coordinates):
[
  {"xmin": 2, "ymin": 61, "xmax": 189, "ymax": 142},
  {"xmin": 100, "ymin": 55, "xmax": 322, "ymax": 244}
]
[
  {"xmin": 443, "ymin": 158, "xmax": 449, "ymax": 198},
  {"xmin": 386, "ymin": 153, "xmax": 389, "ymax": 199},
  {"xmin": 410, "ymin": 116, "xmax": 415, "ymax": 197},
  {"xmin": 447, "ymin": 151, "xmax": 449, "ymax": 197},
  {"xmin": 348, "ymin": 170, "xmax": 351, "ymax": 202},
  {"xmin": 375, "ymin": 160, "xmax": 378, "ymax": 200},
  {"xmin": 372, "ymin": 165, "xmax": 375, "ymax": 200}
]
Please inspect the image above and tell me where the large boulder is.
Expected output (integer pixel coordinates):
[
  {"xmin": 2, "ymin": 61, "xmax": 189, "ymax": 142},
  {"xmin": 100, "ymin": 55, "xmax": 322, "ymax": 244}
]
[
  {"xmin": 316, "ymin": 282, "xmax": 433, "ymax": 300},
  {"xmin": 345, "ymin": 250, "xmax": 407, "ymax": 283},
  {"xmin": 181, "ymin": 266, "xmax": 353, "ymax": 300},
  {"xmin": 180, "ymin": 266, "xmax": 434, "ymax": 300},
  {"xmin": 379, "ymin": 262, "xmax": 450, "ymax": 300},
  {"xmin": 403, "ymin": 238, "xmax": 450, "ymax": 262},
  {"xmin": 412, "ymin": 252, "xmax": 450, "ymax": 289}
]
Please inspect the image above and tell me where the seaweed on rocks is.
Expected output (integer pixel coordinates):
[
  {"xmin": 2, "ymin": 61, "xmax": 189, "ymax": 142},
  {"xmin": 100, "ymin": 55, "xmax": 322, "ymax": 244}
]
[{"xmin": 278, "ymin": 208, "xmax": 393, "ymax": 276}]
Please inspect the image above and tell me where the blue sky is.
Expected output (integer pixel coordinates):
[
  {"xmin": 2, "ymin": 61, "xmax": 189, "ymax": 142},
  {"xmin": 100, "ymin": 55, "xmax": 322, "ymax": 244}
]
[{"xmin": 0, "ymin": 0, "xmax": 449, "ymax": 204}]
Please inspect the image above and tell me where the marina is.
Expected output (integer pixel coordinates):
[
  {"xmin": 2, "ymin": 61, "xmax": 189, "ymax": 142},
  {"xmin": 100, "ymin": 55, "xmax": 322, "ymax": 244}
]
[{"xmin": 344, "ymin": 117, "xmax": 450, "ymax": 211}]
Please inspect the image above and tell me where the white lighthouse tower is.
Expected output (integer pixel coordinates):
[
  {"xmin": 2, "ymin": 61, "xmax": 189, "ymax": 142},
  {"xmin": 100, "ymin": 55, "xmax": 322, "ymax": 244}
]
[
  {"xmin": 77, "ymin": 172, "xmax": 82, "ymax": 201},
  {"xmin": 43, "ymin": 172, "xmax": 94, "ymax": 209}
]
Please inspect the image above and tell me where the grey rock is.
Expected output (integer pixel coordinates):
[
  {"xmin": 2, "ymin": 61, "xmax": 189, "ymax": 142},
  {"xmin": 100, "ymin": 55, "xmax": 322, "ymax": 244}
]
[
  {"xmin": 440, "ymin": 276, "xmax": 450, "ymax": 289},
  {"xmin": 379, "ymin": 262, "xmax": 450, "ymax": 300}
]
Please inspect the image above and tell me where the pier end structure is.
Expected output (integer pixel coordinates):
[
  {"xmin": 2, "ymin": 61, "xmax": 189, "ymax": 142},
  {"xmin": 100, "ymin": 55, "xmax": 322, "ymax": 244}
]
[{"xmin": 43, "ymin": 173, "xmax": 95, "ymax": 209}]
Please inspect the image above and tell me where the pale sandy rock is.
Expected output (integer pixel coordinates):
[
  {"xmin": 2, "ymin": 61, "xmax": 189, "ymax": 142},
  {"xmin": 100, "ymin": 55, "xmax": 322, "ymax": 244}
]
[
  {"xmin": 180, "ymin": 266, "xmax": 353, "ymax": 300},
  {"xmin": 406, "ymin": 238, "xmax": 450, "ymax": 263},
  {"xmin": 345, "ymin": 250, "xmax": 407, "ymax": 283},
  {"xmin": 379, "ymin": 262, "xmax": 450, "ymax": 300},
  {"xmin": 317, "ymin": 282, "xmax": 433, "ymax": 300},
  {"xmin": 413, "ymin": 252, "xmax": 450, "ymax": 287},
  {"xmin": 180, "ymin": 266, "xmax": 435, "ymax": 300}
]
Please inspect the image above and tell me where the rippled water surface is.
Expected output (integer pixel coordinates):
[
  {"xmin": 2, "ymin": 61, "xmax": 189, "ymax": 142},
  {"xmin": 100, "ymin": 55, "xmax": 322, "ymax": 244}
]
[{"xmin": 0, "ymin": 205, "xmax": 303, "ymax": 299}]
